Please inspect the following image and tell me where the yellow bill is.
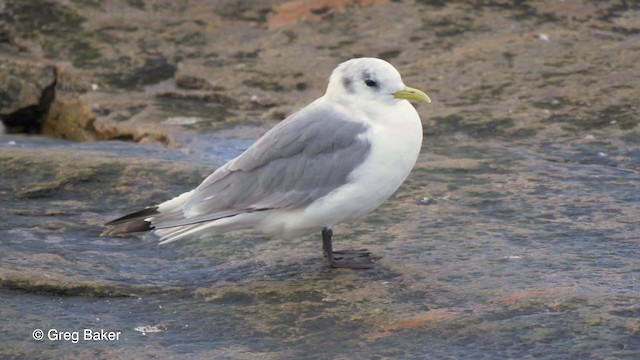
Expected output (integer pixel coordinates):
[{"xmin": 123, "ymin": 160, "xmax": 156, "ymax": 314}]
[{"xmin": 393, "ymin": 86, "xmax": 431, "ymax": 103}]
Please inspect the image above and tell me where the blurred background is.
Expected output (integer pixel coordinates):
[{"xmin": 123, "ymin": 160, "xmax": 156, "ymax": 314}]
[{"xmin": 1, "ymin": 1, "xmax": 638, "ymax": 359}]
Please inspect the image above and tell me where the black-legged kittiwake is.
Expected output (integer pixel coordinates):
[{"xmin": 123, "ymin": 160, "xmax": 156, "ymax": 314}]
[{"xmin": 102, "ymin": 57, "xmax": 431, "ymax": 268}]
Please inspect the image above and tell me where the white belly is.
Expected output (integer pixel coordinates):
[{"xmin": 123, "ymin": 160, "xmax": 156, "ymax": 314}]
[{"xmin": 268, "ymin": 101, "xmax": 423, "ymax": 237}]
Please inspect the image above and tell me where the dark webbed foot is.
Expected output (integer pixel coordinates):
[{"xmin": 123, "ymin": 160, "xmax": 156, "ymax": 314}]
[
  {"xmin": 322, "ymin": 228, "xmax": 375, "ymax": 269},
  {"xmin": 330, "ymin": 250, "xmax": 374, "ymax": 269}
]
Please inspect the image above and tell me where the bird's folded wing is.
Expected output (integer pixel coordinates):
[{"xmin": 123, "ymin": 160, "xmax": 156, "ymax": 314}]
[{"xmin": 151, "ymin": 104, "xmax": 372, "ymax": 229}]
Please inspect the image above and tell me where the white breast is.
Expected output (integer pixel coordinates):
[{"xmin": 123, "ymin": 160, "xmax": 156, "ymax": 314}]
[{"xmin": 269, "ymin": 100, "xmax": 423, "ymax": 237}]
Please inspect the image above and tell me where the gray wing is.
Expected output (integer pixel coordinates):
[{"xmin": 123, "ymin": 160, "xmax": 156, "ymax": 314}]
[{"xmin": 153, "ymin": 104, "xmax": 371, "ymax": 229}]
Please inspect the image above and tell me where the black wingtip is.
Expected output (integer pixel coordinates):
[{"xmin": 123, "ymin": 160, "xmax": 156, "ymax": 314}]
[
  {"xmin": 102, "ymin": 206, "xmax": 159, "ymax": 236},
  {"xmin": 101, "ymin": 219, "xmax": 155, "ymax": 236},
  {"xmin": 104, "ymin": 206, "xmax": 160, "ymax": 226}
]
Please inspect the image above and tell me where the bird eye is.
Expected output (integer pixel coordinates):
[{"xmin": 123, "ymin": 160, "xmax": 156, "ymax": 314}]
[{"xmin": 364, "ymin": 79, "xmax": 377, "ymax": 87}]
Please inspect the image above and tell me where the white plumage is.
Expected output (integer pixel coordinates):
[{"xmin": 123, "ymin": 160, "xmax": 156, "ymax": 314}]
[{"xmin": 104, "ymin": 57, "xmax": 430, "ymax": 268}]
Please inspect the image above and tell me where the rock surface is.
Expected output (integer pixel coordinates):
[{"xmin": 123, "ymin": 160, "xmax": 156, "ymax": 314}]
[
  {"xmin": 0, "ymin": 0, "xmax": 638, "ymax": 142},
  {"xmin": 0, "ymin": 53, "xmax": 56, "ymax": 133},
  {"xmin": 0, "ymin": 0, "xmax": 639, "ymax": 358}
]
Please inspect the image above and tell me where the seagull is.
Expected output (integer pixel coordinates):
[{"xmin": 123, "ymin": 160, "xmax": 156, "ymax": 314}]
[{"xmin": 102, "ymin": 57, "xmax": 430, "ymax": 268}]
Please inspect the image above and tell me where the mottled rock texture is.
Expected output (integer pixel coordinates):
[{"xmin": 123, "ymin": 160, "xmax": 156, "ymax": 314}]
[
  {"xmin": 0, "ymin": 1, "xmax": 638, "ymax": 358},
  {"xmin": 0, "ymin": 0, "xmax": 637, "ymax": 142}
]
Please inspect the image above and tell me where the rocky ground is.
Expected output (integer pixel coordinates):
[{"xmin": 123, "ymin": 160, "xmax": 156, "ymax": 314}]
[
  {"xmin": 1, "ymin": 0, "xmax": 638, "ymax": 144},
  {"xmin": 1, "ymin": 0, "xmax": 639, "ymax": 359}
]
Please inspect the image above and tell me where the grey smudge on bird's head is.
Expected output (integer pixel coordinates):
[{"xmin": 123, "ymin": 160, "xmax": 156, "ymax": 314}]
[{"xmin": 342, "ymin": 76, "xmax": 354, "ymax": 93}]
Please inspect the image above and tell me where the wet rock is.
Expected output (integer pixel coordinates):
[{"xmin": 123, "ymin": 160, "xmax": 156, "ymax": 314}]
[
  {"xmin": 1, "ymin": 123, "xmax": 639, "ymax": 358},
  {"xmin": 0, "ymin": 268, "xmax": 139, "ymax": 298},
  {"xmin": 0, "ymin": 141, "xmax": 204, "ymax": 298},
  {"xmin": 1, "ymin": 1, "xmax": 639, "ymax": 358}
]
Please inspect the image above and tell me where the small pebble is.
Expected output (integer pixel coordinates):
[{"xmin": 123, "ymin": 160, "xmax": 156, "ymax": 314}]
[
  {"xmin": 134, "ymin": 323, "xmax": 168, "ymax": 334},
  {"xmin": 163, "ymin": 116, "xmax": 201, "ymax": 125},
  {"xmin": 418, "ymin": 197, "xmax": 437, "ymax": 205}
]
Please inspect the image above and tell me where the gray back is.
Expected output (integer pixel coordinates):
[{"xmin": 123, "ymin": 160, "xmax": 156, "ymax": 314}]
[{"xmin": 154, "ymin": 104, "xmax": 371, "ymax": 229}]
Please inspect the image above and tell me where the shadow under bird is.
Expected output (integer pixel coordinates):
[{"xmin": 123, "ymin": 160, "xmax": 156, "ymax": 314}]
[{"xmin": 102, "ymin": 57, "xmax": 431, "ymax": 268}]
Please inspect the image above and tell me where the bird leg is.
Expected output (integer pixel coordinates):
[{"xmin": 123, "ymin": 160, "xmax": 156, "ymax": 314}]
[{"xmin": 322, "ymin": 228, "xmax": 373, "ymax": 269}]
